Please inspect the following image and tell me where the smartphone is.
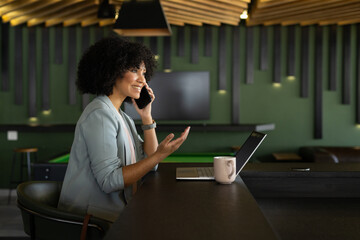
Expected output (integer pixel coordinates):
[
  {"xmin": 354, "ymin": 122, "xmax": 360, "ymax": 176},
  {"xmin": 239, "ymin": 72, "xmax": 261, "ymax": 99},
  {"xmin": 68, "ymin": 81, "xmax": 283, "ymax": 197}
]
[{"xmin": 135, "ymin": 87, "xmax": 152, "ymax": 109}]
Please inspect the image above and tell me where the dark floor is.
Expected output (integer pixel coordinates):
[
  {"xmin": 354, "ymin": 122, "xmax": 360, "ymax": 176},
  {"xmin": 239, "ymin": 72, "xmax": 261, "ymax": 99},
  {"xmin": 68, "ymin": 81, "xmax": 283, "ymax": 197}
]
[{"xmin": 0, "ymin": 189, "xmax": 29, "ymax": 239}]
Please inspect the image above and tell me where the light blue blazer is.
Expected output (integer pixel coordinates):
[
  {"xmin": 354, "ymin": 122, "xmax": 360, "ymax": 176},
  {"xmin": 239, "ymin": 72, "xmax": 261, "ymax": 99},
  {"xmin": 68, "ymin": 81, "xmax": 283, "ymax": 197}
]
[{"xmin": 58, "ymin": 95, "xmax": 156, "ymax": 222}]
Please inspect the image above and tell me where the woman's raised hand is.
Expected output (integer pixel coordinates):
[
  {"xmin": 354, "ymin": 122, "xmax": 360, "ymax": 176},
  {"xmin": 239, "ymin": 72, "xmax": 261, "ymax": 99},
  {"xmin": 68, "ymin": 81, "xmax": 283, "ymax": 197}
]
[{"xmin": 156, "ymin": 126, "xmax": 191, "ymax": 160}]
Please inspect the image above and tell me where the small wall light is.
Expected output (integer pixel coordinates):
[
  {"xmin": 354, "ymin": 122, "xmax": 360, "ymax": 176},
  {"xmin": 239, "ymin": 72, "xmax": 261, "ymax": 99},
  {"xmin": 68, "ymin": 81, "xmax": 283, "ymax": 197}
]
[
  {"xmin": 273, "ymin": 83, "xmax": 281, "ymax": 88},
  {"xmin": 42, "ymin": 110, "xmax": 52, "ymax": 115},
  {"xmin": 287, "ymin": 76, "xmax": 296, "ymax": 81}
]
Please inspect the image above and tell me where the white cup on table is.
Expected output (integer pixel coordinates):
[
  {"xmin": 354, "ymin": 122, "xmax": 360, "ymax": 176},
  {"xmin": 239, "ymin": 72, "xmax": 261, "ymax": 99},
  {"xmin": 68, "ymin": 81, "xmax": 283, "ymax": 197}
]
[{"xmin": 213, "ymin": 156, "xmax": 236, "ymax": 184}]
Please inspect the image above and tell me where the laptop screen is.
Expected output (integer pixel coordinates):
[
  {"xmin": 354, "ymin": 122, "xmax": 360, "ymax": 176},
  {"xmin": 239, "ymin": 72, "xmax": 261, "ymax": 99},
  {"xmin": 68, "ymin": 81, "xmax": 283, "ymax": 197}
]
[{"xmin": 235, "ymin": 131, "xmax": 267, "ymax": 175}]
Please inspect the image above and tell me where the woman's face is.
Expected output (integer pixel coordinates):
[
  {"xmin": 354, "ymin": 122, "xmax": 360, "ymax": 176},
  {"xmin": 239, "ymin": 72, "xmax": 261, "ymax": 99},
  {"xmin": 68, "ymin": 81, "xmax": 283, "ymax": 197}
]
[{"xmin": 114, "ymin": 62, "xmax": 147, "ymax": 101}]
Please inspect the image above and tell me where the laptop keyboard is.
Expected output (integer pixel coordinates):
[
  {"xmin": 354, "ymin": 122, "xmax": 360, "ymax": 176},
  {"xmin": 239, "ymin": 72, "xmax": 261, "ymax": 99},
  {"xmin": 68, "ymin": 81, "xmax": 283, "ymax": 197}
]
[{"xmin": 196, "ymin": 167, "xmax": 214, "ymax": 177}]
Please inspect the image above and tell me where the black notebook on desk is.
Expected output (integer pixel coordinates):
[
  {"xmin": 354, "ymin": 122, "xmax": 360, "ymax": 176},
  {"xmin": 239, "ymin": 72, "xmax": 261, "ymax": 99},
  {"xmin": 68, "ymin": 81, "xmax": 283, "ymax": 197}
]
[{"xmin": 176, "ymin": 131, "xmax": 267, "ymax": 180}]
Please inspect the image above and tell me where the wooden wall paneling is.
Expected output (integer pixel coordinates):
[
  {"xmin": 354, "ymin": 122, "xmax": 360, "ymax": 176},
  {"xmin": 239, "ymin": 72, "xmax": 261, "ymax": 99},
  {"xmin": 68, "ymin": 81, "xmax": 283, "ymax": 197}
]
[
  {"xmin": 177, "ymin": 26, "xmax": 185, "ymax": 57},
  {"xmin": 204, "ymin": 25, "xmax": 212, "ymax": 57},
  {"xmin": 260, "ymin": 25, "xmax": 268, "ymax": 70},
  {"xmin": 246, "ymin": 26, "xmax": 254, "ymax": 84},
  {"xmin": 14, "ymin": 26, "xmax": 23, "ymax": 105},
  {"xmin": 314, "ymin": 26, "xmax": 323, "ymax": 139},
  {"xmin": 328, "ymin": 24, "xmax": 337, "ymax": 91},
  {"xmin": 300, "ymin": 26, "xmax": 309, "ymax": 98},
  {"xmin": 28, "ymin": 27, "xmax": 37, "ymax": 117},
  {"xmin": 232, "ymin": 26, "xmax": 240, "ymax": 124},
  {"xmin": 218, "ymin": 25, "xmax": 226, "ymax": 90},
  {"xmin": 356, "ymin": 24, "xmax": 360, "ymax": 124},
  {"xmin": 54, "ymin": 25, "xmax": 63, "ymax": 64},
  {"xmin": 68, "ymin": 26, "xmax": 77, "ymax": 105},
  {"xmin": 81, "ymin": 27, "xmax": 91, "ymax": 110},
  {"xmin": 163, "ymin": 37, "xmax": 171, "ymax": 70},
  {"xmin": 287, "ymin": 25, "xmax": 295, "ymax": 77},
  {"xmin": 342, "ymin": 25, "xmax": 351, "ymax": 105},
  {"xmin": 191, "ymin": 26, "xmax": 199, "ymax": 64},
  {"xmin": 273, "ymin": 25, "xmax": 281, "ymax": 83},
  {"xmin": 42, "ymin": 27, "xmax": 50, "ymax": 110},
  {"xmin": 1, "ymin": 21, "xmax": 9, "ymax": 91},
  {"xmin": 150, "ymin": 37, "xmax": 158, "ymax": 55}
]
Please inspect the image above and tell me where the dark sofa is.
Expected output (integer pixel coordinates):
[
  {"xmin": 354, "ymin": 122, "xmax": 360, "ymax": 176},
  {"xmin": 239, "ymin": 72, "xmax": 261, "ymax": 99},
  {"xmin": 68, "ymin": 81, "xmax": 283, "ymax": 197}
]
[{"xmin": 299, "ymin": 146, "xmax": 360, "ymax": 163}]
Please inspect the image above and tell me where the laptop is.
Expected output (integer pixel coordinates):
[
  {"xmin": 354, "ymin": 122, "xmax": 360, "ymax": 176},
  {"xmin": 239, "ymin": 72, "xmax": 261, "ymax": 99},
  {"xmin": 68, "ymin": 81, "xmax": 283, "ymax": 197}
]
[{"xmin": 176, "ymin": 131, "xmax": 267, "ymax": 180}]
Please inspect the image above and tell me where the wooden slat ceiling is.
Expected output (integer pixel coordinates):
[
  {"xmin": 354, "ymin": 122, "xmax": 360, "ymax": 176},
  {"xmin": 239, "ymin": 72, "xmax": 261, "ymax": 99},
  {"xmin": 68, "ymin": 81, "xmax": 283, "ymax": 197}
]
[
  {"xmin": 248, "ymin": 0, "xmax": 360, "ymax": 26},
  {"xmin": 0, "ymin": 0, "xmax": 249, "ymax": 27},
  {"xmin": 0, "ymin": 0, "xmax": 360, "ymax": 28}
]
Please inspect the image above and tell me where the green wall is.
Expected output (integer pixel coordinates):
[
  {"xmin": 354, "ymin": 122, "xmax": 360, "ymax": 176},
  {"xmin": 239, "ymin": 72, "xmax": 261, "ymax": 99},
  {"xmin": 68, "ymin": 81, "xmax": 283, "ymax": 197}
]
[{"xmin": 1, "ymin": 23, "xmax": 360, "ymax": 187}]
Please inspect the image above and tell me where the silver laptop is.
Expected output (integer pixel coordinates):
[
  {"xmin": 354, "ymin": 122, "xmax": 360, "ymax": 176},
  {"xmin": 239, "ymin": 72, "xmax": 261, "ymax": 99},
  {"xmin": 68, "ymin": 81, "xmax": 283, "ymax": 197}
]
[{"xmin": 176, "ymin": 131, "xmax": 267, "ymax": 180}]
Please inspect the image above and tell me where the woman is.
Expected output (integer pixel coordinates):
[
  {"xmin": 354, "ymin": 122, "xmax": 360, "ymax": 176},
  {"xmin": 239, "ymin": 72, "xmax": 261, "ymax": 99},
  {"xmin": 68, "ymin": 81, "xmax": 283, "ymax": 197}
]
[{"xmin": 58, "ymin": 36, "xmax": 190, "ymax": 222}]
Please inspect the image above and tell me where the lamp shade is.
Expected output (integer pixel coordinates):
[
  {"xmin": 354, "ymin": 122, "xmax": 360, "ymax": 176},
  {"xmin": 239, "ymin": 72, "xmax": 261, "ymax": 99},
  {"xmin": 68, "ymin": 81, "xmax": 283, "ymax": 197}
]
[{"xmin": 113, "ymin": 0, "xmax": 172, "ymax": 36}]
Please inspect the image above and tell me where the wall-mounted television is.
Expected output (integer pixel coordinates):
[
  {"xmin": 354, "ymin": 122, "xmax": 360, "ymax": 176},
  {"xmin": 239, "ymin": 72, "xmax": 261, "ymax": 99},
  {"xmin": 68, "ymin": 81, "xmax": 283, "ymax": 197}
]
[{"xmin": 124, "ymin": 71, "xmax": 210, "ymax": 120}]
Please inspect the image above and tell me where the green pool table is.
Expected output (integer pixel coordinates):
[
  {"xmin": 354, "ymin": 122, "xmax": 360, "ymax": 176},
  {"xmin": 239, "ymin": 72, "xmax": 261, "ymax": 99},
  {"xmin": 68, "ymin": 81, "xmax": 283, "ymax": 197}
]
[
  {"xmin": 48, "ymin": 152, "xmax": 235, "ymax": 164},
  {"xmin": 36, "ymin": 152, "xmax": 233, "ymax": 181}
]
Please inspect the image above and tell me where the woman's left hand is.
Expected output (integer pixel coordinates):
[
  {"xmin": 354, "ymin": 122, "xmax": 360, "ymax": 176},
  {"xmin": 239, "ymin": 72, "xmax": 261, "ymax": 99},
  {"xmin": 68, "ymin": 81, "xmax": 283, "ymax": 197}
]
[{"xmin": 132, "ymin": 83, "xmax": 155, "ymax": 121}]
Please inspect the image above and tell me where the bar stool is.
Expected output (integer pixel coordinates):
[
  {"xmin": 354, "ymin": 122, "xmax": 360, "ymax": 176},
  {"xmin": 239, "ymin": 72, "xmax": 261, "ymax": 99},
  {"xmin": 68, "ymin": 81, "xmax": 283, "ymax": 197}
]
[{"xmin": 8, "ymin": 148, "xmax": 38, "ymax": 204}]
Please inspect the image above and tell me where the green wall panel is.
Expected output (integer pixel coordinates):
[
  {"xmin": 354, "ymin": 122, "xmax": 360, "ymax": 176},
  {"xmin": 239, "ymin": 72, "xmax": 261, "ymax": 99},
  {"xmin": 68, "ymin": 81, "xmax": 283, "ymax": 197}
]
[{"xmin": 1, "ymin": 24, "xmax": 360, "ymax": 188}]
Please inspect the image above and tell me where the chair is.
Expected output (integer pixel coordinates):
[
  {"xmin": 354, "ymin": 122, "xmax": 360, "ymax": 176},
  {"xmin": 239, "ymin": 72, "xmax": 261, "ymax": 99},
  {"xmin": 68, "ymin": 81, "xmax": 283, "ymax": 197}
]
[
  {"xmin": 16, "ymin": 181, "xmax": 111, "ymax": 240},
  {"xmin": 8, "ymin": 148, "xmax": 38, "ymax": 204}
]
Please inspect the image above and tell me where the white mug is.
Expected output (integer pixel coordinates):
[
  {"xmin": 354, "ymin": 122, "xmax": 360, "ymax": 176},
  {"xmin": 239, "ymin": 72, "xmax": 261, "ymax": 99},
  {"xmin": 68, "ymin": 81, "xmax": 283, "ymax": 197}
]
[{"xmin": 213, "ymin": 156, "xmax": 236, "ymax": 184}]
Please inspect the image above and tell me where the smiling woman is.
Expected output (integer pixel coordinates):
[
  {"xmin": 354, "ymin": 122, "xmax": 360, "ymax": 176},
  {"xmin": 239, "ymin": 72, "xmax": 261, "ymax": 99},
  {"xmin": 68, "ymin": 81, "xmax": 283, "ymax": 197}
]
[
  {"xmin": 57, "ymin": 36, "xmax": 190, "ymax": 223},
  {"xmin": 111, "ymin": 63, "xmax": 148, "ymax": 107}
]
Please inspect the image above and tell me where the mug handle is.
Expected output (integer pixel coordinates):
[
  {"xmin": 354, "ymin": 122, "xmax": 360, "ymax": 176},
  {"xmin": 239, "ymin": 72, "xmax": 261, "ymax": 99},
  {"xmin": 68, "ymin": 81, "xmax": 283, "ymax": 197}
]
[{"xmin": 226, "ymin": 160, "xmax": 235, "ymax": 179}]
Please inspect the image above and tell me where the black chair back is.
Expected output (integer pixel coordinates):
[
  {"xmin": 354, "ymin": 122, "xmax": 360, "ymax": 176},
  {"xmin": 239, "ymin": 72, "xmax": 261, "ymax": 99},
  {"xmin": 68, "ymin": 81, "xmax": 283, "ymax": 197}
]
[{"xmin": 17, "ymin": 181, "xmax": 111, "ymax": 240}]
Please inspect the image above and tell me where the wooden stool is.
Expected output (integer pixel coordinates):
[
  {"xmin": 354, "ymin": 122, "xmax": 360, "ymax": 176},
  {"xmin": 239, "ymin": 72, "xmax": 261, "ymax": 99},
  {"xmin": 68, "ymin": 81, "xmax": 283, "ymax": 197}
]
[{"xmin": 8, "ymin": 148, "xmax": 38, "ymax": 204}]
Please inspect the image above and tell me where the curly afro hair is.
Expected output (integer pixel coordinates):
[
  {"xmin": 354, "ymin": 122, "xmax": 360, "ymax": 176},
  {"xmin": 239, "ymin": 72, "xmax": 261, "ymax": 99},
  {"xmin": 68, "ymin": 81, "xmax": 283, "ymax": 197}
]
[{"xmin": 76, "ymin": 36, "xmax": 157, "ymax": 98}]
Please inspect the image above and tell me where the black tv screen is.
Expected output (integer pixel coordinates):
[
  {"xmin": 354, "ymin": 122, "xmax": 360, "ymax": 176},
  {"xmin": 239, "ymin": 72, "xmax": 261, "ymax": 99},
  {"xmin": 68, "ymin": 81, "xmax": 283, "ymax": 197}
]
[{"xmin": 124, "ymin": 71, "xmax": 210, "ymax": 120}]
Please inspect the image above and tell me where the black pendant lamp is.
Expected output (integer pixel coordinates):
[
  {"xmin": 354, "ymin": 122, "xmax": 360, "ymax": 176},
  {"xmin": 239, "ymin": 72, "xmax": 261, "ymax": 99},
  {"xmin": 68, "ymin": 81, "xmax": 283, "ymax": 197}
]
[{"xmin": 113, "ymin": 0, "xmax": 172, "ymax": 36}]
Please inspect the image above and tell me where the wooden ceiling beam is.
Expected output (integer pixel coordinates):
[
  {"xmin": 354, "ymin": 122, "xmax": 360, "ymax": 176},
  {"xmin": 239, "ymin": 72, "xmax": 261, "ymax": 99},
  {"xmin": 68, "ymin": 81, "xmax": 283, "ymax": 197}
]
[
  {"xmin": 162, "ymin": 1, "xmax": 239, "ymax": 22},
  {"xmin": 256, "ymin": 0, "xmax": 297, "ymax": 9},
  {"xmin": 45, "ymin": 3, "xmax": 95, "ymax": 27},
  {"xmin": 26, "ymin": 0, "xmax": 86, "ymax": 27},
  {"xmin": 166, "ymin": 18, "xmax": 185, "ymax": 26},
  {"xmin": 0, "ymin": 0, "xmax": 16, "ymax": 8},
  {"xmin": 80, "ymin": 18, "xmax": 100, "ymax": 27},
  {"xmin": 193, "ymin": 0, "xmax": 244, "ymax": 12},
  {"xmin": 214, "ymin": 0, "xmax": 248, "ymax": 9},
  {"xmin": 314, "ymin": 12, "xmax": 360, "ymax": 25},
  {"xmin": 166, "ymin": 0, "xmax": 241, "ymax": 18},
  {"xmin": 99, "ymin": 18, "xmax": 115, "ymax": 27},
  {"xmin": 253, "ymin": 3, "xmax": 360, "ymax": 26},
  {"xmin": 63, "ymin": 9, "xmax": 97, "ymax": 27},
  {"xmin": 166, "ymin": 12, "xmax": 205, "ymax": 26},
  {"xmin": 79, "ymin": 17, "xmax": 116, "ymax": 28},
  {"xmin": 9, "ymin": 1, "xmax": 67, "ymax": 26},
  {"xmin": 3, "ymin": 0, "xmax": 64, "ymax": 22},
  {"xmin": 251, "ymin": 0, "xmax": 352, "ymax": 19},
  {"xmin": 163, "ymin": 6, "xmax": 238, "ymax": 26},
  {"xmin": 338, "ymin": 17, "xmax": 360, "ymax": 25},
  {"xmin": 0, "ymin": 0, "xmax": 37, "ymax": 15},
  {"xmin": 167, "ymin": 17, "xmax": 201, "ymax": 26}
]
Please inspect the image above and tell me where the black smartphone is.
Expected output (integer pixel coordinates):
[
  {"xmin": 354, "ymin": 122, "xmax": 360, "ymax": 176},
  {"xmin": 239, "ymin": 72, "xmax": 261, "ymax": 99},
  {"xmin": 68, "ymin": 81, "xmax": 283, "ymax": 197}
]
[{"xmin": 135, "ymin": 87, "xmax": 152, "ymax": 109}]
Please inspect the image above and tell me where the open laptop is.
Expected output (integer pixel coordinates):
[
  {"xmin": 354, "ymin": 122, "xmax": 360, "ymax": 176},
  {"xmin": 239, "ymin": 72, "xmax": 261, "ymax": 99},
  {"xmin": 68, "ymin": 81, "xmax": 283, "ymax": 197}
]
[{"xmin": 176, "ymin": 131, "xmax": 267, "ymax": 180}]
